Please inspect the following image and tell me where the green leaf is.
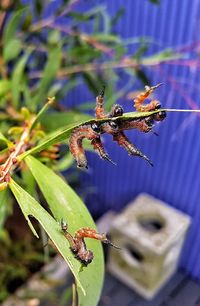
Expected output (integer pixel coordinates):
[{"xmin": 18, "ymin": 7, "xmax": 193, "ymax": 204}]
[
  {"xmin": 0, "ymin": 132, "xmax": 13, "ymax": 148},
  {"xmin": 32, "ymin": 45, "xmax": 61, "ymax": 106},
  {"xmin": 48, "ymin": 78, "xmax": 82, "ymax": 101},
  {"xmin": 3, "ymin": 8, "xmax": 27, "ymax": 46},
  {"xmin": 52, "ymin": 152, "xmax": 74, "ymax": 172},
  {"xmin": 25, "ymin": 156, "xmax": 104, "ymax": 306},
  {"xmin": 18, "ymin": 109, "xmax": 162, "ymax": 160},
  {"xmin": 0, "ymin": 189, "xmax": 9, "ymax": 229},
  {"xmin": 21, "ymin": 75, "xmax": 31, "ymax": 107},
  {"xmin": 3, "ymin": 39, "xmax": 22, "ymax": 62},
  {"xmin": 41, "ymin": 111, "xmax": 92, "ymax": 132},
  {"xmin": 21, "ymin": 167, "xmax": 36, "ymax": 197},
  {"xmin": 142, "ymin": 48, "xmax": 182, "ymax": 65},
  {"xmin": 111, "ymin": 7, "xmax": 125, "ymax": 27},
  {"xmin": 48, "ymin": 30, "xmax": 61, "ymax": 46},
  {"xmin": 92, "ymin": 34, "xmax": 121, "ymax": 43},
  {"xmin": 11, "ymin": 51, "xmax": 31, "ymax": 108},
  {"xmin": 9, "ymin": 179, "xmax": 84, "ymax": 295},
  {"xmin": 30, "ymin": 97, "xmax": 55, "ymax": 132},
  {"xmin": 0, "ymin": 80, "xmax": 11, "ymax": 98}
]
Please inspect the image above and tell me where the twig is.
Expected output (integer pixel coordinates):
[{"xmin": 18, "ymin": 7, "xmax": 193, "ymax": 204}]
[
  {"xmin": 29, "ymin": 59, "xmax": 139, "ymax": 79},
  {"xmin": 72, "ymin": 283, "xmax": 77, "ymax": 306},
  {"xmin": 30, "ymin": 0, "xmax": 80, "ymax": 32},
  {"xmin": 0, "ymin": 119, "xmax": 34, "ymax": 185},
  {"xmin": 47, "ymin": 23, "xmax": 114, "ymax": 56},
  {"xmin": 29, "ymin": 54, "xmax": 193, "ymax": 80}
]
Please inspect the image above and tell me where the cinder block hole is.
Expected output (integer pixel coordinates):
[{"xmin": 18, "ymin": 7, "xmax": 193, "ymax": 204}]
[
  {"xmin": 126, "ymin": 244, "xmax": 144, "ymax": 263},
  {"xmin": 137, "ymin": 214, "xmax": 165, "ymax": 233}
]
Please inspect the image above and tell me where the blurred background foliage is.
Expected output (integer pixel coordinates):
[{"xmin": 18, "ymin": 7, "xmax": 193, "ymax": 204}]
[{"xmin": 0, "ymin": 0, "xmax": 193, "ymax": 302}]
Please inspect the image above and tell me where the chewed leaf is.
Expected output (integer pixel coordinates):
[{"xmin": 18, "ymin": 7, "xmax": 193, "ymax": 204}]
[
  {"xmin": 25, "ymin": 156, "xmax": 104, "ymax": 306},
  {"xmin": 9, "ymin": 179, "xmax": 84, "ymax": 294}
]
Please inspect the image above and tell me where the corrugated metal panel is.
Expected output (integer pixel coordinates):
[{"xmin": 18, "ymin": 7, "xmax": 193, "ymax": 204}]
[
  {"xmin": 23, "ymin": 0, "xmax": 200, "ymax": 280},
  {"xmin": 75, "ymin": 0, "xmax": 200, "ymax": 280}
]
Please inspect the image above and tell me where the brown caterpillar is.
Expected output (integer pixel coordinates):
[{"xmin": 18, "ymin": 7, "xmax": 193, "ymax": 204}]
[
  {"xmin": 61, "ymin": 220, "xmax": 119, "ymax": 266},
  {"xmin": 69, "ymin": 84, "xmax": 166, "ymax": 168}
]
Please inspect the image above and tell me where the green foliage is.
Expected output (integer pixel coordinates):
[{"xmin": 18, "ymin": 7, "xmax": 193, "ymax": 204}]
[
  {"xmin": 9, "ymin": 176, "xmax": 104, "ymax": 306},
  {"xmin": 32, "ymin": 46, "xmax": 62, "ymax": 107},
  {"xmin": 0, "ymin": 80, "xmax": 11, "ymax": 100},
  {"xmin": 3, "ymin": 7, "xmax": 27, "ymax": 47},
  {"xmin": 25, "ymin": 156, "xmax": 104, "ymax": 306},
  {"xmin": 11, "ymin": 51, "xmax": 32, "ymax": 108}
]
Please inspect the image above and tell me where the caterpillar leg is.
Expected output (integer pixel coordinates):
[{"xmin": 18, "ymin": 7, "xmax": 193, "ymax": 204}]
[
  {"xmin": 134, "ymin": 83, "xmax": 162, "ymax": 112},
  {"xmin": 119, "ymin": 117, "xmax": 154, "ymax": 133},
  {"xmin": 95, "ymin": 86, "xmax": 106, "ymax": 119},
  {"xmin": 74, "ymin": 227, "xmax": 120, "ymax": 249},
  {"xmin": 91, "ymin": 137, "xmax": 116, "ymax": 165},
  {"xmin": 113, "ymin": 131, "xmax": 153, "ymax": 166}
]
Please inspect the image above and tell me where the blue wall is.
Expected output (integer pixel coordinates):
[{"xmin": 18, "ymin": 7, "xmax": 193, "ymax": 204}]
[
  {"xmin": 25, "ymin": 0, "xmax": 200, "ymax": 280},
  {"xmin": 71, "ymin": 0, "xmax": 200, "ymax": 280}
]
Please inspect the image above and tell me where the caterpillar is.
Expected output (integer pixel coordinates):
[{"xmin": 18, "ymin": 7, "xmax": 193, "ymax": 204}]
[
  {"xmin": 69, "ymin": 84, "xmax": 166, "ymax": 168},
  {"xmin": 61, "ymin": 220, "xmax": 119, "ymax": 266}
]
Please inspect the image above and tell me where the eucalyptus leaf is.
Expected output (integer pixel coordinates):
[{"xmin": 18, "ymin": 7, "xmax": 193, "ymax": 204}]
[
  {"xmin": 0, "ymin": 189, "xmax": 9, "ymax": 229},
  {"xmin": 53, "ymin": 153, "xmax": 74, "ymax": 172},
  {"xmin": 3, "ymin": 39, "xmax": 22, "ymax": 63},
  {"xmin": 142, "ymin": 48, "xmax": 182, "ymax": 65},
  {"xmin": 25, "ymin": 156, "xmax": 104, "ymax": 306},
  {"xmin": 41, "ymin": 111, "xmax": 92, "ymax": 132},
  {"xmin": 0, "ymin": 132, "xmax": 13, "ymax": 148},
  {"xmin": 19, "ymin": 109, "xmax": 162, "ymax": 160},
  {"xmin": 3, "ymin": 7, "xmax": 27, "ymax": 46},
  {"xmin": 32, "ymin": 45, "xmax": 62, "ymax": 106},
  {"xmin": 11, "ymin": 51, "xmax": 31, "ymax": 108},
  {"xmin": 111, "ymin": 7, "xmax": 125, "ymax": 27},
  {"xmin": 0, "ymin": 80, "xmax": 11, "ymax": 99},
  {"xmin": 30, "ymin": 97, "xmax": 55, "ymax": 132},
  {"xmin": 92, "ymin": 34, "xmax": 121, "ymax": 43},
  {"xmin": 9, "ymin": 179, "xmax": 85, "ymax": 294}
]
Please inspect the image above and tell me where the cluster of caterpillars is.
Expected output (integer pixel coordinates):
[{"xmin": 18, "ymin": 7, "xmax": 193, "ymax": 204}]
[
  {"xmin": 69, "ymin": 84, "xmax": 166, "ymax": 169},
  {"xmin": 61, "ymin": 220, "xmax": 119, "ymax": 266}
]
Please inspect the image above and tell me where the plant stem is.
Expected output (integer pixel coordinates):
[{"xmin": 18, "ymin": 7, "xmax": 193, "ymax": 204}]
[{"xmin": 0, "ymin": 121, "xmax": 33, "ymax": 184}]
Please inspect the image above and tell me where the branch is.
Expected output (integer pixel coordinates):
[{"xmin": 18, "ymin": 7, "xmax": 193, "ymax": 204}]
[{"xmin": 0, "ymin": 123, "xmax": 31, "ymax": 186}]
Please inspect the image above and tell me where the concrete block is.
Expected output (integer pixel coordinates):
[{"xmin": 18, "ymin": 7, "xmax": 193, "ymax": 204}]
[{"xmin": 108, "ymin": 193, "xmax": 191, "ymax": 299}]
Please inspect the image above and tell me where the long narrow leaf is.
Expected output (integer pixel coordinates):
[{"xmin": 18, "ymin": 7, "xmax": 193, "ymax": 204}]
[
  {"xmin": 33, "ymin": 46, "xmax": 61, "ymax": 106},
  {"xmin": 41, "ymin": 111, "xmax": 92, "ymax": 132},
  {"xmin": 0, "ymin": 132, "xmax": 13, "ymax": 147},
  {"xmin": 30, "ymin": 97, "xmax": 55, "ymax": 132},
  {"xmin": 11, "ymin": 51, "xmax": 31, "ymax": 108},
  {"xmin": 0, "ymin": 189, "xmax": 9, "ymax": 229},
  {"xmin": 18, "ymin": 109, "xmax": 161, "ymax": 160},
  {"xmin": 25, "ymin": 156, "xmax": 104, "ymax": 306},
  {"xmin": 3, "ymin": 8, "xmax": 27, "ymax": 46},
  {"xmin": 9, "ymin": 179, "xmax": 85, "ymax": 294}
]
